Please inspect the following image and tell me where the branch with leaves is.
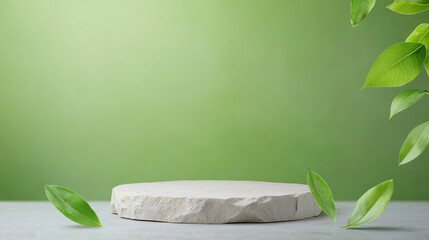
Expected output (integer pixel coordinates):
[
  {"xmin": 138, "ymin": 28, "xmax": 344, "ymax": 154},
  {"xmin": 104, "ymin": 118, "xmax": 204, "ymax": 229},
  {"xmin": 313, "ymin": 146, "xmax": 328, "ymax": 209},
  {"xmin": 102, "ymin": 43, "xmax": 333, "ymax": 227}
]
[
  {"xmin": 362, "ymin": 22, "xmax": 429, "ymax": 164},
  {"xmin": 307, "ymin": 0, "xmax": 428, "ymax": 229},
  {"xmin": 362, "ymin": 23, "xmax": 429, "ymax": 164}
]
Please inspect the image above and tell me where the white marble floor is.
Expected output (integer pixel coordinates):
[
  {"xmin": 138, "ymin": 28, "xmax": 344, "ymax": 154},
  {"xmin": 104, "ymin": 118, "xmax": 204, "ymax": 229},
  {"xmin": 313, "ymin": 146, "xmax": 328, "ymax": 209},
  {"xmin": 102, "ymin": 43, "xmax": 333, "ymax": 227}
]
[{"xmin": 0, "ymin": 201, "xmax": 428, "ymax": 240}]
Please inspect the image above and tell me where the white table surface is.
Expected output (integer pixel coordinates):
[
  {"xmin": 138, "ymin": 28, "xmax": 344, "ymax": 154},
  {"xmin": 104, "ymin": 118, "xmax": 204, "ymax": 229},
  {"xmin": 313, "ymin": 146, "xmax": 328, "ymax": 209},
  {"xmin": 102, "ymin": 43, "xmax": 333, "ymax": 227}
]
[{"xmin": 1, "ymin": 201, "xmax": 428, "ymax": 240}]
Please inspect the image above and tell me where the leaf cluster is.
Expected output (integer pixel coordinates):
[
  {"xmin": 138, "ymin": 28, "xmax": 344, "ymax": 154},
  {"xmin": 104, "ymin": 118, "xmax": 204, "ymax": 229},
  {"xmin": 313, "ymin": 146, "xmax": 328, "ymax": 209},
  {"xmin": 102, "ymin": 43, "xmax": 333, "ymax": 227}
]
[{"xmin": 306, "ymin": 0, "xmax": 429, "ymax": 229}]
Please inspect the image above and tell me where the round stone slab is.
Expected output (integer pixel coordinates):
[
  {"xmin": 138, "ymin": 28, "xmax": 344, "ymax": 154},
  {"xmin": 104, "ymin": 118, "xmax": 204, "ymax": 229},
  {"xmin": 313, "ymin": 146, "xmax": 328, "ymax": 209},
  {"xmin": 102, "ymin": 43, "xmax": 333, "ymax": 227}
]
[{"xmin": 111, "ymin": 180, "xmax": 321, "ymax": 224}]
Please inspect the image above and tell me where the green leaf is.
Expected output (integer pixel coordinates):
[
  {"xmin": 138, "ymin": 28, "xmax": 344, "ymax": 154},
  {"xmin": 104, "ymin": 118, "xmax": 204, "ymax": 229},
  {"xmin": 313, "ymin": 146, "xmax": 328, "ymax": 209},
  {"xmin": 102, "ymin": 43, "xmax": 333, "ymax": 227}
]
[
  {"xmin": 362, "ymin": 42, "xmax": 426, "ymax": 88},
  {"xmin": 399, "ymin": 121, "xmax": 429, "ymax": 165},
  {"xmin": 406, "ymin": 23, "xmax": 429, "ymax": 75},
  {"xmin": 44, "ymin": 184, "xmax": 102, "ymax": 227},
  {"xmin": 342, "ymin": 179, "xmax": 394, "ymax": 228},
  {"xmin": 350, "ymin": 0, "xmax": 376, "ymax": 27},
  {"xmin": 426, "ymin": 55, "xmax": 429, "ymax": 76},
  {"xmin": 307, "ymin": 169, "xmax": 336, "ymax": 223},
  {"xmin": 390, "ymin": 89, "xmax": 428, "ymax": 119},
  {"xmin": 387, "ymin": 0, "xmax": 429, "ymax": 15}
]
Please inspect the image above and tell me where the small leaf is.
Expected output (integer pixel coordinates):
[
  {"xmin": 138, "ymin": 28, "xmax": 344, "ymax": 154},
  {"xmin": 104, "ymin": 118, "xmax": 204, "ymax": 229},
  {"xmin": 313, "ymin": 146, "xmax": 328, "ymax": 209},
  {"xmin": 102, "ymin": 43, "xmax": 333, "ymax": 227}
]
[
  {"xmin": 387, "ymin": 0, "xmax": 429, "ymax": 15},
  {"xmin": 342, "ymin": 179, "xmax": 394, "ymax": 228},
  {"xmin": 44, "ymin": 184, "xmax": 102, "ymax": 227},
  {"xmin": 362, "ymin": 42, "xmax": 426, "ymax": 88},
  {"xmin": 406, "ymin": 23, "xmax": 429, "ymax": 75},
  {"xmin": 307, "ymin": 169, "xmax": 336, "ymax": 223},
  {"xmin": 350, "ymin": 0, "xmax": 376, "ymax": 27},
  {"xmin": 399, "ymin": 121, "xmax": 429, "ymax": 165},
  {"xmin": 390, "ymin": 89, "xmax": 427, "ymax": 119}
]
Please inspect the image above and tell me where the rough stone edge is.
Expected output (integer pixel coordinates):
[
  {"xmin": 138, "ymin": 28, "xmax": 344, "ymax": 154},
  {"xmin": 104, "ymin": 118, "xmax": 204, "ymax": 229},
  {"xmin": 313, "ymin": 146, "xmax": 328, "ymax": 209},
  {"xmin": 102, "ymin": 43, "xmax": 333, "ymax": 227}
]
[{"xmin": 111, "ymin": 189, "xmax": 321, "ymax": 224}]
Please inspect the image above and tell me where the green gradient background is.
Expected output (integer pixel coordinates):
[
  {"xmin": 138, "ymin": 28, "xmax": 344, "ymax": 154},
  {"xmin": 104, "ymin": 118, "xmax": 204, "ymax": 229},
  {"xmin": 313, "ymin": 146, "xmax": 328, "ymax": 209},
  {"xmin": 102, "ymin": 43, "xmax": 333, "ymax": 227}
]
[{"xmin": 1, "ymin": 0, "xmax": 429, "ymax": 200}]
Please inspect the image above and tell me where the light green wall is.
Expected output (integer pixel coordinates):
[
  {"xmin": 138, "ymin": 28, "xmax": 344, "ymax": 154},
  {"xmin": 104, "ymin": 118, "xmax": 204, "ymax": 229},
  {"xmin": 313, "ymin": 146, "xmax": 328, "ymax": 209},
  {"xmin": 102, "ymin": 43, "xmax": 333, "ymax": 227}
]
[{"xmin": 1, "ymin": 0, "xmax": 428, "ymax": 200}]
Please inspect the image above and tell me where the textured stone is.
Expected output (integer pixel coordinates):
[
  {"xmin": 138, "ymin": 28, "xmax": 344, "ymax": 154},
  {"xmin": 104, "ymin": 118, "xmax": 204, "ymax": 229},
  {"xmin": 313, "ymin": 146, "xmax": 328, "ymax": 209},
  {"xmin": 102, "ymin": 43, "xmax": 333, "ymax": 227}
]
[{"xmin": 111, "ymin": 180, "xmax": 321, "ymax": 224}]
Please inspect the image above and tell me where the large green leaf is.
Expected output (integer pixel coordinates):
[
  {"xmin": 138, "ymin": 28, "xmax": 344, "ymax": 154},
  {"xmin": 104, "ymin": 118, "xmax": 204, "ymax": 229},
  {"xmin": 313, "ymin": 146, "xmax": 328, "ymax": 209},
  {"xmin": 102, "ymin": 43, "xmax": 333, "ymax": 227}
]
[
  {"xmin": 406, "ymin": 23, "xmax": 429, "ymax": 75},
  {"xmin": 399, "ymin": 121, "xmax": 429, "ymax": 165},
  {"xmin": 387, "ymin": 0, "xmax": 429, "ymax": 14},
  {"xmin": 350, "ymin": 0, "xmax": 376, "ymax": 26},
  {"xmin": 307, "ymin": 169, "xmax": 336, "ymax": 223},
  {"xmin": 342, "ymin": 180, "xmax": 394, "ymax": 228},
  {"xmin": 44, "ymin": 184, "xmax": 102, "ymax": 227},
  {"xmin": 362, "ymin": 42, "xmax": 426, "ymax": 88},
  {"xmin": 390, "ymin": 89, "xmax": 428, "ymax": 119}
]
